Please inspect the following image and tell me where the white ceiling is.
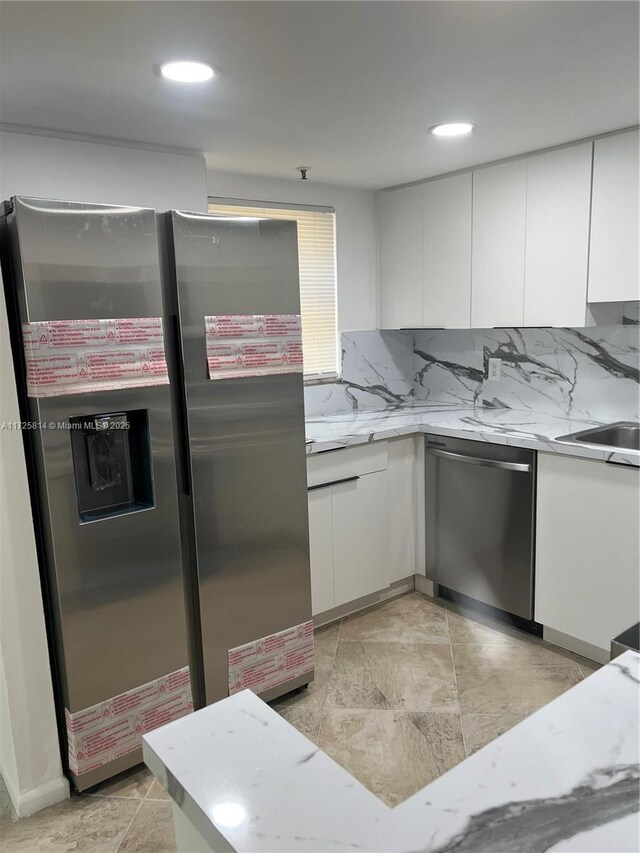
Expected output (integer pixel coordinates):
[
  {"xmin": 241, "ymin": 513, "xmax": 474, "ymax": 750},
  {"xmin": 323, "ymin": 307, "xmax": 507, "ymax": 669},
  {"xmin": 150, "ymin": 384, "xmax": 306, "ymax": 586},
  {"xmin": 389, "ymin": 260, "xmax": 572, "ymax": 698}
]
[{"xmin": 0, "ymin": 1, "xmax": 638, "ymax": 190}]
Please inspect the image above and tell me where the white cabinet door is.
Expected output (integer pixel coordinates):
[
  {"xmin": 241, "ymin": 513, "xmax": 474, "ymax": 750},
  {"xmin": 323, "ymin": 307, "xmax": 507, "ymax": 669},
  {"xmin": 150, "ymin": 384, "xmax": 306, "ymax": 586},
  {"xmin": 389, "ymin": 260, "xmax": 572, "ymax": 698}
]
[
  {"xmin": 524, "ymin": 143, "xmax": 592, "ymax": 327},
  {"xmin": 307, "ymin": 486, "xmax": 335, "ymax": 616},
  {"xmin": 471, "ymin": 160, "xmax": 527, "ymax": 328},
  {"xmin": 535, "ymin": 453, "xmax": 640, "ymax": 657},
  {"xmin": 379, "ymin": 185, "xmax": 424, "ymax": 328},
  {"xmin": 332, "ymin": 471, "xmax": 390, "ymax": 607},
  {"xmin": 588, "ymin": 129, "xmax": 640, "ymax": 303},
  {"xmin": 423, "ymin": 173, "xmax": 472, "ymax": 328},
  {"xmin": 387, "ymin": 437, "xmax": 418, "ymax": 583}
]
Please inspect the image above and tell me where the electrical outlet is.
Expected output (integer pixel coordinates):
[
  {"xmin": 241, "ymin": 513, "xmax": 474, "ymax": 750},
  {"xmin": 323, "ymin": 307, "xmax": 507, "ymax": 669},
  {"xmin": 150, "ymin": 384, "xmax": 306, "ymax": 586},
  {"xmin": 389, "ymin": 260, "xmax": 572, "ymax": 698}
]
[{"xmin": 487, "ymin": 358, "xmax": 502, "ymax": 382}]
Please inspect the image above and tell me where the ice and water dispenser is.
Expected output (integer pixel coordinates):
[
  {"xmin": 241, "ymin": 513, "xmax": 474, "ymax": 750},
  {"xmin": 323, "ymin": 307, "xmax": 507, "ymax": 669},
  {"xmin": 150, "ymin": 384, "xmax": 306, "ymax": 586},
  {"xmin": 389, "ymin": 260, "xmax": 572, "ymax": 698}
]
[{"xmin": 70, "ymin": 410, "xmax": 154, "ymax": 522}]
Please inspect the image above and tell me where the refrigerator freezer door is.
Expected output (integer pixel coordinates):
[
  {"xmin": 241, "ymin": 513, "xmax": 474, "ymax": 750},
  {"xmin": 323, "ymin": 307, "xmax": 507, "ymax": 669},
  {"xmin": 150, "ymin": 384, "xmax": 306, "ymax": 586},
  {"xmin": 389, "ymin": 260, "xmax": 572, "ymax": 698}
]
[
  {"xmin": 168, "ymin": 211, "xmax": 313, "ymax": 704},
  {"xmin": 1, "ymin": 198, "xmax": 190, "ymax": 790}
]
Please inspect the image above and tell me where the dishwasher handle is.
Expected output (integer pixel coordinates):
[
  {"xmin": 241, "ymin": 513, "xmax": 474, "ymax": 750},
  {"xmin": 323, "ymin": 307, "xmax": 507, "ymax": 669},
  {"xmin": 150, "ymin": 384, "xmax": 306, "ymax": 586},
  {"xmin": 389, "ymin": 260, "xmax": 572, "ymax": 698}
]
[{"xmin": 425, "ymin": 445, "xmax": 531, "ymax": 473}]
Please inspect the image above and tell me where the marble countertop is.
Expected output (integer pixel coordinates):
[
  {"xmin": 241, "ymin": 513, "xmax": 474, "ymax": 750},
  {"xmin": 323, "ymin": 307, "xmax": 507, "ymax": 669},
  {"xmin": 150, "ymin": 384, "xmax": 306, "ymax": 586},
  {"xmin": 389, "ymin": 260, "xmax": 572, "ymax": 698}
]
[
  {"xmin": 305, "ymin": 404, "xmax": 640, "ymax": 466},
  {"xmin": 143, "ymin": 650, "xmax": 640, "ymax": 852}
]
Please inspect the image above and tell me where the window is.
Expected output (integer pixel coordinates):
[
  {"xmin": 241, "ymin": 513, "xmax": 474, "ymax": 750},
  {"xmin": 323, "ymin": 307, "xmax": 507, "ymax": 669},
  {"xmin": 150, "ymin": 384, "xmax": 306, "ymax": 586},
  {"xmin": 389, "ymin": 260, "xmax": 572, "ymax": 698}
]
[{"xmin": 208, "ymin": 200, "xmax": 339, "ymax": 380}]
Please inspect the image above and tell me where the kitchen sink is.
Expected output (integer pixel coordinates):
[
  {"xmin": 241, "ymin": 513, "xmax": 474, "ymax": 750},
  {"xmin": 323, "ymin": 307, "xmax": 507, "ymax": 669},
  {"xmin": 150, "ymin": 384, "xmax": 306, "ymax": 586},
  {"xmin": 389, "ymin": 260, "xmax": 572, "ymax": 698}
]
[{"xmin": 556, "ymin": 421, "xmax": 640, "ymax": 451}]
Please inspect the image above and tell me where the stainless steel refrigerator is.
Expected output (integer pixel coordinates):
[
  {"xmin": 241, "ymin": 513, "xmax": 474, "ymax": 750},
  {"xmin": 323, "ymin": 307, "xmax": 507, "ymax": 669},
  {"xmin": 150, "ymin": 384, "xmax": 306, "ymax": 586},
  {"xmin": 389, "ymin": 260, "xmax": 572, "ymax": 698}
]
[
  {"xmin": 1, "ymin": 198, "xmax": 314, "ymax": 791},
  {"xmin": 161, "ymin": 210, "xmax": 314, "ymax": 706},
  {"xmin": 0, "ymin": 197, "xmax": 192, "ymax": 791}
]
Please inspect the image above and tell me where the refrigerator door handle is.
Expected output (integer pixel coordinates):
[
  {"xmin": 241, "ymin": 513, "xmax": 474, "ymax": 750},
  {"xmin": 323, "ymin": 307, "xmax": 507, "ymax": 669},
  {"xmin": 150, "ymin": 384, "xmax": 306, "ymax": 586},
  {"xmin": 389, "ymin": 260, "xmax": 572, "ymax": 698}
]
[
  {"xmin": 308, "ymin": 475, "xmax": 359, "ymax": 492},
  {"xmin": 425, "ymin": 446, "xmax": 531, "ymax": 473},
  {"xmin": 170, "ymin": 313, "xmax": 193, "ymax": 497}
]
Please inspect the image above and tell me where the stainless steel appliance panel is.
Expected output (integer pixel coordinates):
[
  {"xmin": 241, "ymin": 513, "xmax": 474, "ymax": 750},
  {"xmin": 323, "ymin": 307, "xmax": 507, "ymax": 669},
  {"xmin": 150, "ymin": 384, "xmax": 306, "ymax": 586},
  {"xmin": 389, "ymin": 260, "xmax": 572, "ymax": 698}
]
[
  {"xmin": 168, "ymin": 211, "xmax": 312, "ymax": 704},
  {"xmin": 3, "ymin": 198, "xmax": 189, "ymax": 788},
  {"xmin": 425, "ymin": 435, "xmax": 535, "ymax": 619},
  {"xmin": 611, "ymin": 623, "xmax": 640, "ymax": 660}
]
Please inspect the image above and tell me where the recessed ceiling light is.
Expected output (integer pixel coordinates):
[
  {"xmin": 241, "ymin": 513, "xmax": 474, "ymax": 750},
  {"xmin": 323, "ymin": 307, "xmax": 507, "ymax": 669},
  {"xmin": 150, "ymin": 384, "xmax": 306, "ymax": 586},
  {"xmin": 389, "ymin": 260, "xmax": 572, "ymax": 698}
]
[
  {"xmin": 428, "ymin": 122, "xmax": 476, "ymax": 138},
  {"xmin": 159, "ymin": 60, "xmax": 217, "ymax": 83}
]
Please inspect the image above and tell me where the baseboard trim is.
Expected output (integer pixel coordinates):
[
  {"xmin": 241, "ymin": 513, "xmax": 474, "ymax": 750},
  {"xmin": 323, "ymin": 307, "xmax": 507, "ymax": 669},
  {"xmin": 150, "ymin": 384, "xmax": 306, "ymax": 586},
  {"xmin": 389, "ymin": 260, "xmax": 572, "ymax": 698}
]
[
  {"xmin": 5, "ymin": 773, "xmax": 69, "ymax": 818},
  {"xmin": 313, "ymin": 577, "xmax": 415, "ymax": 627},
  {"xmin": 543, "ymin": 627, "xmax": 609, "ymax": 665},
  {"xmin": 413, "ymin": 574, "xmax": 435, "ymax": 597}
]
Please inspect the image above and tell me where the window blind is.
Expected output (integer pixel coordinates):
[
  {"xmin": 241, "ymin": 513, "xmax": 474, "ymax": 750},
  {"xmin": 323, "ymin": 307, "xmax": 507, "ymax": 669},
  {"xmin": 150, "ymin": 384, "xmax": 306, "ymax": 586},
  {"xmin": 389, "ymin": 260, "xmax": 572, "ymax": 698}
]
[{"xmin": 208, "ymin": 201, "xmax": 339, "ymax": 379}]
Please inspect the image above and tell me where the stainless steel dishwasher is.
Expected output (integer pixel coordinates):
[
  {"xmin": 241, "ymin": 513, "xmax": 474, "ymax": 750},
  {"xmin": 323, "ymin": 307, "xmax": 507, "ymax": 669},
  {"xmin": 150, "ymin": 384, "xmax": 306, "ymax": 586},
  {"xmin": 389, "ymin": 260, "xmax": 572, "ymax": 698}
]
[{"xmin": 425, "ymin": 434, "xmax": 537, "ymax": 625}]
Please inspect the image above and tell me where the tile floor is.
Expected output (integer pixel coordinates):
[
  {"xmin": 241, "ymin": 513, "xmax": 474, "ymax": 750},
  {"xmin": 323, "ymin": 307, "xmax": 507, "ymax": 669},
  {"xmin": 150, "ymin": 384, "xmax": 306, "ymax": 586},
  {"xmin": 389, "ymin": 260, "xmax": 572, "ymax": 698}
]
[
  {"xmin": 274, "ymin": 592, "xmax": 597, "ymax": 807},
  {"xmin": 0, "ymin": 592, "xmax": 599, "ymax": 851}
]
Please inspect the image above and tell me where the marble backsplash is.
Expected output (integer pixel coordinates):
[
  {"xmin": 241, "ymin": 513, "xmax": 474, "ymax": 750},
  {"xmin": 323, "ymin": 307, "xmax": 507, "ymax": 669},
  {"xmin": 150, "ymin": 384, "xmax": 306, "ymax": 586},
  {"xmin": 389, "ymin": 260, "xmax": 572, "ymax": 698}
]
[
  {"xmin": 481, "ymin": 326, "xmax": 638, "ymax": 420},
  {"xmin": 304, "ymin": 324, "xmax": 639, "ymax": 422}
]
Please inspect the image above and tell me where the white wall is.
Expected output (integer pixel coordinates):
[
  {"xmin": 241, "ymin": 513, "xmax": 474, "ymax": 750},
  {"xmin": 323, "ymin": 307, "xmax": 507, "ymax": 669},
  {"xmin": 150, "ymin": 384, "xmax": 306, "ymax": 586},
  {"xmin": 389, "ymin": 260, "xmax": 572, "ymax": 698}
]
[
  {"xmin": 0, "ymin": 130, "xmax": 208, "ymax": 211},
  {"xmin": 0, "ymin": 282, "xmax": 69, "ymax": 816},
  {"xmin": 0, "ymin": 130, "xmax": 208, "ymax": 816},
  {"xmin": 207, "ymin": 169, "xmax": 378, "ymax": 331}
]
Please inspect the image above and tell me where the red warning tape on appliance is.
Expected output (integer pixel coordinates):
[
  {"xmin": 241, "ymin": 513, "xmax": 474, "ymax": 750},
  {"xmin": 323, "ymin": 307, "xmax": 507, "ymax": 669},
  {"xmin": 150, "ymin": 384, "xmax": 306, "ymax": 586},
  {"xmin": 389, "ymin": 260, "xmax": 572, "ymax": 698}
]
[
  {"xmin": 22, "ymin": 318, "xmax": 169, "ymax": 397},
  {"xmin": 205, "ymin": 314, "xmax": 303, "ymax": 380},
  {"xmin": 228, "ymin": 620, "xmax": 314, "ymax": 696},
  {"xmin": 66, "ymin": 666, "xmax": 193, "ymax": 777}
]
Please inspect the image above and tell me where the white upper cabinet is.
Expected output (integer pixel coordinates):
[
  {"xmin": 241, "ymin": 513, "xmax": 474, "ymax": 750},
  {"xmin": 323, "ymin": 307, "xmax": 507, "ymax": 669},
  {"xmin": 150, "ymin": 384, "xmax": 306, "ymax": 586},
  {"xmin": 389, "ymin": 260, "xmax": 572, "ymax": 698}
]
[
  {"xmin": 471, "ymin": 160, "xmax": 527, "ymax": 328},
  {"xmin": 423, "ymin": 173, "xmax": 472, "ymax": 328},
  {"xmin": 379, "ymin": 129, "xmax": 637, "ymax": 329},
  {"xmin": 588, "ymin": 129, "xmax": 640, "ymax": 303},
  {"xmin": 379, "ymin": 185, "xmax": 423, "ymax": 328},
  {"xmin": 524, "ymin": 143, "xmax": 592, "ymax": 327}
]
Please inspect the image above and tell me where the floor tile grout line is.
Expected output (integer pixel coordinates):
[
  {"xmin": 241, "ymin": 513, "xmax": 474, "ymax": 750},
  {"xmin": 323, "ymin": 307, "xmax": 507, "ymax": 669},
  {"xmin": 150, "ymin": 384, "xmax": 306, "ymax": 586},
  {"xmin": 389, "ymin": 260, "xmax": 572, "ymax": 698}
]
[
  {"xmin": 336, "ymin": 639, "xmax": 452, "ymax": 646},
  {"xmin": 143, "ymin": 777, "xmax": 156, "ymax": 802},
  {"xmin": 317, "ymin": 616, "xmax": 343, "ymax": 741},
  {"xmin": 113, "ymin": 796, "xmax": 146, "ymax": 853},
  {"xmin": 575, "ymin": 661, "xmax": 589, "ymax": 680},
  {"xmin": 89, "ymin": 792, "xmax": 148, "ymax": 801},
  {"xmin": 444, "ymin": 607, "xmax": 469, "ymax": 758},
  {"xmin": 316, "ymin": 706, "xmax": 467, "ymax": 716},
  {"xmin": 144, "ymin": 785, "xmax": 172, "ymax": 804},
  {"xmin": 459, "ymin": 712, "xmax": 519, "ymax": 718}
]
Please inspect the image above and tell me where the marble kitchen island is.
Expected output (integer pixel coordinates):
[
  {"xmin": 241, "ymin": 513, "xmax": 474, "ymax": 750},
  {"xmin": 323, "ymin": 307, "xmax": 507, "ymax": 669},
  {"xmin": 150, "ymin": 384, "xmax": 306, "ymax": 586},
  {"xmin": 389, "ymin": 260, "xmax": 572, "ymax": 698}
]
[{"xmin": 143, "ymin": 650, "xmax": 640, "ymax": 853}]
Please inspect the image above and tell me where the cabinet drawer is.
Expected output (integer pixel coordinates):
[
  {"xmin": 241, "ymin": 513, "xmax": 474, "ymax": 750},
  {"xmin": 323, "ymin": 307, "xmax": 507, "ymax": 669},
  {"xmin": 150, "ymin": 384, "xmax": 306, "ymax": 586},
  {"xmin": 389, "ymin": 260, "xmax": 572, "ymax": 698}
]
[{"xmin": 307, "ymin": 441, "xmax": 388, "ymax": 487}]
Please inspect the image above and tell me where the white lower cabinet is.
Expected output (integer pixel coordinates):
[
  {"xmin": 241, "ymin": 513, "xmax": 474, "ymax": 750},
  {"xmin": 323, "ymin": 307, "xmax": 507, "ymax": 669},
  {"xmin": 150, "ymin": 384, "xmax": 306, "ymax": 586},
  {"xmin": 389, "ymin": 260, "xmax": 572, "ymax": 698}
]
[
  {"xmin": 306, "ymin": 440, "xmax": 417, "ymax": 616},
  {"xmin": 306, "ymin": 469, "xmax": 391, "ymax": 616},
  {"xmin": 307, "ymin": 486, "xmax": 335, "ymax": 616},
  {"xmin": 535, "ymin": 453, "xmax": 640, "ymax": 657},
  {"xmin": 387, "ymin": 436, "xmax": 419, "ymax": 582},
  {"xmin": 332, "ymin": 471, "xmax": 390, "ymax": 607}
]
